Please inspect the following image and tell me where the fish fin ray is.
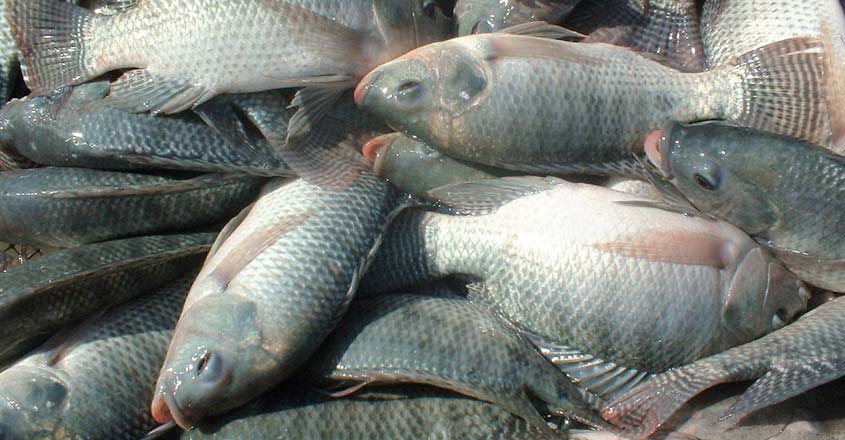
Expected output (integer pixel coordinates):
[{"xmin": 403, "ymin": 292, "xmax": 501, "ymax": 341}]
[
  {"xmin": 193, "ymin": 97, "xmax": 280, "ymax": 161},
  {"xmin": 90, "ymin": 0, "xmax": 140, "ymax": 14},
  {"xmin": 139, "ymin": 422, "xmax": 177, "ymax": 440},
  {"xmin": 206, "ymin": 202, "xmax": 256, "ymax": 261},
  {"xmin": 427, "ymin": 176, "xmax": 567, "ymax": 215},
  {"xmin": 105, "ymin": 69, "xmax": 208, "ymax": 115},
  {"xmin": 484, "ymin": 34, "xmax": 608, "ymax": 65},
  {"xmin": 498, "ymin": 21, "xmax": 584, "ymax": 39},
  {"xmin": 286, "ymin": 81, "xmax": 354, "ymax": 143}
]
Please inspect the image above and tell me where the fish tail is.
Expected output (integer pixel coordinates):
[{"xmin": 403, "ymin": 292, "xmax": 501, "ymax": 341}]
[
  {"xmin": 7, "ymin": 0, "xmax": 99, "ymax": 93},
  {"xmin": 727, "ymin": 36, "xmax": 830, "ymax": 146},
  {"xmin": 600, "ymin": 367, "xmax": 725, "ymax": 439}
]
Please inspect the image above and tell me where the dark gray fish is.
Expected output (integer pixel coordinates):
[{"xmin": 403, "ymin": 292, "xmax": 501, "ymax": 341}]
[
  {"xmin": 0, "ymin": 233, "xmax": 213, "ymax": 366},
  {"xmin": 643, "ymin": 121, "xmax": 845, "ymax": 292},
  {"xmin": 0, "ymin": 167, "xmax": 264, "ymax": 248},
  {"xmin": 153, "ymin": 172, "xmax": 408, "ymax": 429},
  {"xmin": 307, "ymin": 294, "xmax": 598, "ymax": 427},
  {"xmin": 0, "ymin": 272, "xmax": 194, "ymax": 440},
  {"xmin": 363, "ymin": 133, "xmax": 512, "ymax": 198},
  {"xmin": 564, "ymin": 0, "xmax": 705, "ymax": 72},
  {"xmin": 0, "ymin": 83, "xmax": 292, "ymax": 175},
  {"xmin": 182, "ymin": 386, "xmax": 564, "ymax": 440},
  {"xmin": 603, "ymin": 296, "xmax": 845, "ymax": 439}
]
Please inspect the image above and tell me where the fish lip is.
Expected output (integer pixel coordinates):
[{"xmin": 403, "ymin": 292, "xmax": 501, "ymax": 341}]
[
  {"xmin": 362, "ymin": 134, "xmax": 399, "ymax": 176},
  {"xmin": 152, "ymin": 391, "xmax": 194, "ymax": 431},
  {"xmin": 354, "ymin": 71, "xmax": 382, "ymax": 106},
  {"xmin": 644, "ymin": 121, "xmax": 678, "ymax": 179}
]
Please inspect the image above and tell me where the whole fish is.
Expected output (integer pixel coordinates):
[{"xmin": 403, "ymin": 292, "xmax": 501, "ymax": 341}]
[
  {"xmin": 0, "ymin": 83, "xmax": 292, "ymax": 175},
  {"xmin": 643, "ymin": 121, "xmax": 845, "ymax": 292},
  {"xmin": 0, "ymin": 233, "xmax": 212, "ymax": 366},
  {"xmin": 603, "ymin": 296, "xmax": 845, "ymax": 439},
  {"xmin": 355, "ymin": 32, "xmax": 830, "ymax": 174},
  {"xmin": 182, "ymin": 386, "xmax": 563, "ymax": 440},
  {"xmin": 363, "ymin": 133, "xmax": 511, "ymax": 197},
  {"xmin": 0, "ymin": 272, "xmax": 194, "ymax": 440},
  {"xmin": 362, "ymin": 177, "xmax": 809, "ymax": 398},
  {"xmin": 7, "ymin": 0, "xmax": 454, "ymax": 139},
  {"xmin": 152, "ymin": 173, "xmax": 407, "ymax": 429},
  {"xmin": 307, "ymin": 294, "xmax": 598, "ymax": 427},
  {"xmin": 564, "ymin": 0, "xmax": 705, "ymax": 72},
  {"xmin": 455, "ymin": 0, "xmax": 583, "ymax": 35},
  {"xmin": 700, "ymin": 0, "xmax": 845, "ymax": 151},
  {"xmin": 0, "ymin": 167, "xmax": 264, "ymax": 248}
]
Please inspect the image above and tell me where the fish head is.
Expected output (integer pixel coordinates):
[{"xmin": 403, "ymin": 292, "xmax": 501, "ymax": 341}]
[
  {"xmin": 152, "ymin": 293, "xmax": 279, "ymax": 429},
  {"xmin": 374, "ymin": 0, "xmax": 456, "ymax": 58},
  {"xmin": 645, "ymin": 121, "xmax": 779, "ymax": 235},
  {"xmin": 0, "ymin": 366, "xmax": 69, "ymax": 438},
  {"xmin": 356, "ymin": 38, "xmax": 490, "ymax": 152},
  {"xmin": 362, "ymin": 132, "xmax": 404, "ymax": 176},
  {"xmin": 720, "ymin": 244, "xmax": 809, "ymax": 344}
]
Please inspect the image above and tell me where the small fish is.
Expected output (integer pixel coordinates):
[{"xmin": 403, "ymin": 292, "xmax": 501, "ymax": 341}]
[
  {"xmin": 361, "ymin": 177, "xmax": 809, "ymax": 402},
  {"xmin": 0, "ymin": 233, "xmax": 212, "ymax": 366},
  {"xmin": 643, "ymin": 121, "xmax": 845, "ymax": 292},
  {"xmin": 0, "ymin": 83, "xmax": 292, "ymax": 175},
  {"xmin": 7, "ymin": 0, "xmax": 454, "ymax": 140},
  {"xmin": 355, "ymin": 32, "xmax": 831, "ymax": 175},
  {"xmin": 0, "ymin": 167, "xmax": 264, "ymax": 248},
  {"xmin": 603, "ymin": 296, "xmax": 845, "ymax": 439},
  {"xmin": 564, "ymin": 0, "xmax": 705, "ymax": 72},
  {"xmin": 182, "ymin": 385, "xmax": 564, "ymax": 439},
  {"xmin": 152, "ymin": 172, "xmax": 407, "ymax": 429},
  {"xmin": 455, "ymin": 0, "xmax": 583, "ymax": 35},
  {"xmin": 307, "ymin": 294, "xmax": 599, "ymax": 428},
  {"xmin": 363, "ymin": 132, "xmax": 512, "ymax": 198},
  {"xmin": 0, "ymin": 272, "xmax": 194, "ymax": 440}
]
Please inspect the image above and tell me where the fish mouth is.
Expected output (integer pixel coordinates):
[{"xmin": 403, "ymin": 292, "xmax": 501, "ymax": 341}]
[
  {"xmin": 643, "ymin": 121, "xmax": 676, "ymax": 179},
  {"xmin": 362, "ymin": 133, "xmax": 400, "ymax": 176},
  {"xmin": 151, "ymin": 391, "xmax": 193, "ymax": 430}
]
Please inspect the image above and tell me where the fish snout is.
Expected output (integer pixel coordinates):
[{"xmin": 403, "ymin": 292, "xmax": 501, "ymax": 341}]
[
  {"xmin": 362, "ymin": 133, "xmax": 401, "ymax": 176},
  {"xmin": 354, "ymin": 71, "xmax": 382, "ymax": 107}
]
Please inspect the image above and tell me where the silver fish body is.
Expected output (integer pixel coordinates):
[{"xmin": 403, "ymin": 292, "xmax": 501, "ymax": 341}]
[
  {"xmin": 0, "ymin": 233, "xmax": 212, "ymax": 366},
  {"xmin": 455, "ymin": 0, "xmax": 582, "ymax": 35},
  {"xmin": 0, "ymin": 273, "xmax": 194, "ymax": 440},
  {"xmin": 153, "ymin": 173, "xmax": 406, "ymax": 428},
  {"xmin": 0, "ymin": 167, "xmax": 264, "ymax": 248}
]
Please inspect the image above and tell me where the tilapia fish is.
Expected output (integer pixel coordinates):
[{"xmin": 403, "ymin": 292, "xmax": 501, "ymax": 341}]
[
  {"xmin": 153, "ymin": 173, "xmax": 406, "ymax": 429},
  {"xmin": 0, "ymin": 233, "xmax": 212, "ymax": 366},
  {"xmin": 361, "ymin": 177, "xmax": 809, "ymax": 404},
  {"xmin": 182, "ymin": 386, "xmax": 562, "ymax": 440},
  {"xmin": 0, "ymin": 167, "xmax": 264, "ymax": 248},
  {"xmin": 355, "ymin": 32, "xmax": 830, "ymax": 174},
  {"xmin": 307, "ymin": 294, "xmax": 597, "ymax": 427},
  {"xmin": 701, "ymin": 0, "xmax": 845, "ymax": 151},
  {"xmin": 643, "ymin": 121, "xmax": 845, "ymax": 292},
  {"xmin": 0, "ymin": 273, "xmax": 194, "ymax": 440},
  {"xmin": 564, "ymin": 0, "xmax": 705, "ymax": 72},
  {"xmin": 0, "ymin": 82, "xmax": 291, "ymax": 175},
  {"xmin": 7, "ymin": 0, "xmax": 453, "ymax": 138},
  {"xmin": 363, "ymin": 133, "xmax": 512, "ymax": 198},
  {"xmin": 455, "ymin": 0, "xmax": 582, "ymax": 35},
  {"xmin": 603, "ymin": 296, "xmax": 845, "ymax": 439}
]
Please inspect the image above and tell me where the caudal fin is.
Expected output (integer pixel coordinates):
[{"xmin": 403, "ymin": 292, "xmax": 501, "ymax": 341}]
[
  {"xmin": 7, "ymin": 0, "xmax": 97, "ymax": 93},
  {"xmin": 728, "ymin": 37, "xmax": 830, "ymax": 146},
  {"xmin": 601, "ymin": 367, "xmax": 724, "ymax": 439}
]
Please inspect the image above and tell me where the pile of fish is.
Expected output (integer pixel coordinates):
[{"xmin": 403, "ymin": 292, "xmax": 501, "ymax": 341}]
[{"xmin": 0, "ymin": 0, "xmax": 841, "ymax": 438}]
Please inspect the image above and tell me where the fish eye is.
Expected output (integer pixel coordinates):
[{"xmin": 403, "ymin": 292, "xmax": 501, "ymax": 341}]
[
  {"xmin": 422, "ymin": 0, "xmax": 438, "ymax": 18},
  {"xmin": 693, "ymin": 173, "xmax": 718, "ymax": 191},
  {"xmin": 395, "ymin": 81, "xmax": 423, "ymax": 107}
]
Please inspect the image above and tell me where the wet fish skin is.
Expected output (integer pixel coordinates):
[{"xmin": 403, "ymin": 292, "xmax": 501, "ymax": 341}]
[
  {"xmin": 0, "ymin": 272, "xmax": 194, "ymax": 440},
  {"xmin": 647, "ymin": 121, "xmax": 845, "ymax": 292},
  {"xmin": 307, "ymin": 294, "xmax": 596, "ymax": 427},
  {"xmin": 455, "ymin": 0, "xmax": 582, "ymax": 35},
  {"xmin": 182, "ymin": 386, "xmax": 563, "ymax": 440},
  {"xmin": 153, "ymin": 173, "xmax": 406, "ymax": 428},
  {"xmin": 603, "ymin": 296, "xmax": 845, "ymax": 439},
  {"xmin": 362, "ymin": 177, "xmax": 809, "ymax": 374},
  {"xmin": 0, "ymin": 167, "xmax": 264, "ymax": 248},
  {"xmin": 0, "ymin": 83, "xmax": 292, "ymax": 175},
  {"xmin": 355, "ymin": 33, "xmax": 829, "ymax": 175},
  {"xmin": 364, "ymin": 133, "xmax": 512, "ymax": 198}
]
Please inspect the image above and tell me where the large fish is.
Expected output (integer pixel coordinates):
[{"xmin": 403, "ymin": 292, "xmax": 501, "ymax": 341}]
[
  {"xmin": 355, "ymin": 32, "xmax": 830, "ymax": 175},
  {"xmin": 700, "ymin": 0, "xmax": 845, "ymax": 151},
  {"xmin": 0, "ymin": 83, "xmax": 292, "ymax": 175},
  {"xmin": 642, "ymin": 121, "xmax": 845, "ymax": 292},
  {"xmin": 0, "ymin": 167, "xmax": 264, "ymax": 248},
  {"xmin": 455, "ymin": 0, "xmax": 583, "ymax": 35},
  {"xmin": 361, "ymin": 177, "xmax": 809, "ymax": 403},
  {"xmin": 603, "ymin": 296, "xmax": 845, "ymax": 439},
  {"xmin": 0, "ymin": 272, "xmax": 194, "ymax": 440},
  {"xmin": 7, "ymin": 0, "xmax": 454, "ymax": 139},
  {"xmin": 181, "ymin": 386, "xmax": 563, "ymax": 440},
  {"xmin": 0, "ymin": 233, "xmax": 212, "ymax": 366},
  {"xmin": 307, "ymin": 294, "xmax": 598, "ymax": 427},
  {"xmin": 152, "ymin": 172, "xmax": 407, "ymax": 429}
]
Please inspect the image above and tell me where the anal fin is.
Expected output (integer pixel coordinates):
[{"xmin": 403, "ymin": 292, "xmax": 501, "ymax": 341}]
[
  {"xmin": 286, "ymin": 80, "xmax": 355, "ymax": 143},
  {"xmin": 105, "ymin": 69, "xmax": 209, "ymax": 115}
]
